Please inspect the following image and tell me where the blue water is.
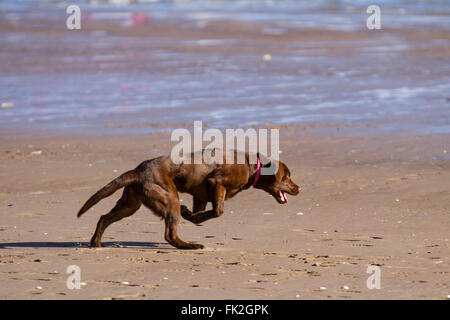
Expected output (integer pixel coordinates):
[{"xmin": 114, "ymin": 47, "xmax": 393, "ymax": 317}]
[{"xmin": 0, "ymin": 0, "xmax": 449, "ymax": 134}]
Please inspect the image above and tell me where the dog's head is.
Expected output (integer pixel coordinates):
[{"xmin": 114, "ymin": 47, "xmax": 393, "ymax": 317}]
[{"xmin": 254, "ymin": 159, "xmax": 301, "ymax": 204}]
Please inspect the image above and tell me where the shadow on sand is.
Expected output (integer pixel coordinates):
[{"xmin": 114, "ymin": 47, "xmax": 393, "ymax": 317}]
[{"xmin": 0, "ymin": 241, "xmax": 172, "ymax": 249}]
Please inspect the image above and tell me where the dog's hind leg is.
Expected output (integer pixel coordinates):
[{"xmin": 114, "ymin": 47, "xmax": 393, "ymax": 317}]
[
  {"xmin": 141, "ymin": 182, "xmax": 204, "ymax": 250},
  {"xmin": 90, "ymin": 186, "xmax": 141, "ymax": 248},
  {"xmin": 164, "ymin": 209, "xmax": 204, "ymax": 250}
]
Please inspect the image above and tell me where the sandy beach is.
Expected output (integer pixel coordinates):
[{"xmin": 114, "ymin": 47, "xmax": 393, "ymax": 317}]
[
  {"xmin": 0, "ymin": 1, "xmax": 449, "ymax": 300},
  {"xmin": 0, "ymin": 129, "xmax": 448, "ymax": 299}
]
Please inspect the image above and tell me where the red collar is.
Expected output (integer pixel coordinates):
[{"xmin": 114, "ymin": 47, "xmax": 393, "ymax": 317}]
[{"xmin": 252, "ymin": 156, "xmax": 261, "ymax": 187}]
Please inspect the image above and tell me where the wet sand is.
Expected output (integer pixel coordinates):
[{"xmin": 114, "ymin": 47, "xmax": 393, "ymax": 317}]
[
  {"xmin": 0, "ymin": 129, "xmax": 449, "ymax": 299},
  {"xmin": 1, "ymin": 8, "xmax": 449, "ymax": 134}
]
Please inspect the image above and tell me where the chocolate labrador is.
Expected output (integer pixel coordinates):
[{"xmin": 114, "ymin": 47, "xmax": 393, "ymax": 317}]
[{"xmin": 77, "ymin": 150, "xmax": 301, "ymax": 249}]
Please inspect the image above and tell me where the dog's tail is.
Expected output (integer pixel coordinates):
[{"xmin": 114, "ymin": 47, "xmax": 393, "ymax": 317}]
[{"xmin": 77, "ymin": 170, "xmax": 139, "ymax": 218}]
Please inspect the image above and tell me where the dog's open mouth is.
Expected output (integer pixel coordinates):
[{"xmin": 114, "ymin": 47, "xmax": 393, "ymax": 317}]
[{"xmin": 278, "ymin": 190, "xmax": 288, "ymax": 204}]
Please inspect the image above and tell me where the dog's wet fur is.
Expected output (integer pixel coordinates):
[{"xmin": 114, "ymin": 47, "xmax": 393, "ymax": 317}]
[{"xmin": 78, "ymin": 150, "xmax": 301, "ymax": 249}]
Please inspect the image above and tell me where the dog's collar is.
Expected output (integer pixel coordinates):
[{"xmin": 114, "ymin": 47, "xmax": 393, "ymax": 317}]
[{"xmin": 252, "ymin": 156, "xmax": 261, "ymax": 187}]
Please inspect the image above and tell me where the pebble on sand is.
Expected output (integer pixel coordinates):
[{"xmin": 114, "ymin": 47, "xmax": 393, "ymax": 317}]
[
  {"xmin": 296, "ymin": 212, "xmax": 304, "ymax": 215},
  {"xmin": 262, "ymin": 54, "xmax": 272, "ymax": 61},
  {"xmin": 342, "ymin": 285, "xmax": 349, "ymax": 290},
  {"xmin": 35, "ymin": 286, "xmax": 43, "ymax": 290},
  {"xmin": 319, "ymin": 286, "xmax": 327, "ymax": 291},
  {"xmin": 30, "ymin": 150, "xmax": 42, "ymax": 155},
  {"xmin": 121, "ymin": 281, "xmax": 129, "ymax": 285}
]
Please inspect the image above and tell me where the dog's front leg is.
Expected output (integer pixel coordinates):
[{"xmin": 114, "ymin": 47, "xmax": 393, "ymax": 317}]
[
  {"xmin": 181, "ymin": 183, "xmax": 225, "ymax": 225},
  {"xmin": 193, "ymin": 197, "xmax": 207, "ymax": 213},
  {"xmin": 180, "ymin": 197, "xmax": 204, "ymax": 221},
  {"xmin": 180, "ymin": 198, "xmax": 204, "ymax": 223}
]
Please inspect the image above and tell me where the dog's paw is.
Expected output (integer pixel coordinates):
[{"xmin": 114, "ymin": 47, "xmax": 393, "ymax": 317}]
[
  {"xmin": 90, "ymin": 241, "xmax": 102, "ymax": 248},
  {"xmin": 190, "ymin": 243, "xmax": 205, "ymax": 250}
]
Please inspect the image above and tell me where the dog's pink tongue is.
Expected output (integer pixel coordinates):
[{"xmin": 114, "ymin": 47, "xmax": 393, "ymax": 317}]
[{"xmin": 280, "ymin": 191, "xmax": 288, "ymax": 203}]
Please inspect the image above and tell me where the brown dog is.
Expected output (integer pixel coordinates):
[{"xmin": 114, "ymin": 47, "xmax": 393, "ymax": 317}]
[{"xmin": 77, "ymin": 150, "xmax": 301, "ymax": 249}]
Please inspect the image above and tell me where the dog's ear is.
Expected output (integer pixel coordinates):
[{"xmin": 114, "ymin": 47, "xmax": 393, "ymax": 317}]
[
  {"xmin": 257, "ymin": 152, "xmax": 278, "ymax": 175},
  {"xmin": 263, "ymin": 160, "xmax": 272, "ymax": 168},
  {"xmin": 257, "ymin": 152, "xmax": 270, "ymax": 166}
]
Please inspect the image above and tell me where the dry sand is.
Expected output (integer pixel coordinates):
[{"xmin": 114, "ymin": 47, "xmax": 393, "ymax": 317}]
[{"xmin": 0, "ymin": 128, "xmax": 448, "ymax": 299}]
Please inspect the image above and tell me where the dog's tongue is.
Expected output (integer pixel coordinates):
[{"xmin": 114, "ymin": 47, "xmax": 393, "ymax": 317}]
[{"xmin": 279, "ymin": 191, "xmax": 288, "ymax": 203}]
